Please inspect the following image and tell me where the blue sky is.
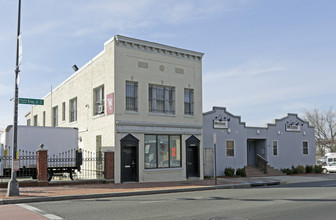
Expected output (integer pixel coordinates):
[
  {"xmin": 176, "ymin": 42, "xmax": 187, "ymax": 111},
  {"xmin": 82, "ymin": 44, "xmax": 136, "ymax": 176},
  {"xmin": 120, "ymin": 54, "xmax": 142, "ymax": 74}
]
[{"xmin": 1, "ymin": 0, "xmax": 335, "ymax": 129}]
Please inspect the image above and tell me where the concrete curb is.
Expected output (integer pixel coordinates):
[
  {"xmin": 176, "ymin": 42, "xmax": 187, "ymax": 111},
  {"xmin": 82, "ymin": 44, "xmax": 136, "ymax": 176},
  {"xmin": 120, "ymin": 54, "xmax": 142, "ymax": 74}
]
[{"xmin": 0, "ymin": 180, "xmax": 282, "ymax": 205}]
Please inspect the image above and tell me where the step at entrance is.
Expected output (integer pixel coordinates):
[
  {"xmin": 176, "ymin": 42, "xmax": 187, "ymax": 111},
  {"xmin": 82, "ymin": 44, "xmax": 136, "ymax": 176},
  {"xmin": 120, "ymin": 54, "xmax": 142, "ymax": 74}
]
[{"xmin": 244, "ymin": 165, "xmax": 284, "ymax": 177}]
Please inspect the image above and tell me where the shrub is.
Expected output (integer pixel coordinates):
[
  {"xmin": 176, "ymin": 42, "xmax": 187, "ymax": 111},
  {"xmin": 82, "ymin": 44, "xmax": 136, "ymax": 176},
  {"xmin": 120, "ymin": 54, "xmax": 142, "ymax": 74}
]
[
  {"xmin": 314, "ymin": 165, "xmax": 323, "ymax": 173},
  {"xmin": 236, "ymin": 168, "xmax": 246, "ymax": 177},
  {"xmin": 296, "ymin": 165, "xmax": 306, "ymax": 174},
  {"xmin": 305, "ymin": 165, "xmax": 314, "ymax": 173},
  {"xmin": 224, "ymin": 167, "xmax": 235, "ymax": 177},
  {"xmin": 281, "ymin": 168, "xmax": 294, "ymax": 175},
  {"xmin": 291, "ymin": 165, "xmax": 298, "ymax": 174}
]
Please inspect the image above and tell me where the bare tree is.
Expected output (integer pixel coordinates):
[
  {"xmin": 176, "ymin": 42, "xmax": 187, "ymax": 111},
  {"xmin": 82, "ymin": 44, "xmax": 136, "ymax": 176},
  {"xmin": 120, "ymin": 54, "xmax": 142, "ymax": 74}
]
[{"xmin": 304, "ymin": 107, "xmax": 336, "ymax": 156}]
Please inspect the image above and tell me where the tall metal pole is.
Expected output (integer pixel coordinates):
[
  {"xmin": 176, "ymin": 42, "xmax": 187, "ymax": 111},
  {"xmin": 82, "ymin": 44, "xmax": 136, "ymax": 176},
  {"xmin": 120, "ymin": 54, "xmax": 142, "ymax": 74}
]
[
  {"xmin": 7, "ymin": 0, "xmax": 21, "ymax": 197},
  {"xmin": 213, "ymin": 133, "xmax": 217, "ymax": 185}
]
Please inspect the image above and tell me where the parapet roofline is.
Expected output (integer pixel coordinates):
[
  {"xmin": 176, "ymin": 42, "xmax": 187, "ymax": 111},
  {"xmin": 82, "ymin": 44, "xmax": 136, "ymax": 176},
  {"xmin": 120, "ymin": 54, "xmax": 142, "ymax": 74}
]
[
  {"xmin": 204, "ymin": 106, "xmax": 314, "ymax": 129},
  {"xmin": 40, "ymin": 34, "xmax": 203, "ymax": 100},
  {"xmin": 107, "ymin": 35, "xmax": 204, "ymax": 60}
]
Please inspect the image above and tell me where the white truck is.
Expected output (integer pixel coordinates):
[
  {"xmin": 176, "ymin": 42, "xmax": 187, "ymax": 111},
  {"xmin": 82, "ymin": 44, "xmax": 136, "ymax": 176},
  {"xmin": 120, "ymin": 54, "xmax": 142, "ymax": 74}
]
[
  {"xmin": 0, "ymin": 125, "xmax": 82, "ymax": 181},
  {"xmin": 317, "ymin": 153, "xmax": 336, "ymax": 166}
]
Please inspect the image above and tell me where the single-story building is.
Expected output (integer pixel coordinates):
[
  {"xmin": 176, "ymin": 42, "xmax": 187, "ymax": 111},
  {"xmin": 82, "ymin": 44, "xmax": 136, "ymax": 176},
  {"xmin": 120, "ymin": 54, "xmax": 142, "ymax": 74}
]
[{"xmin": 203, "ymin": 107, "xmax": 315, "ymax": 176}]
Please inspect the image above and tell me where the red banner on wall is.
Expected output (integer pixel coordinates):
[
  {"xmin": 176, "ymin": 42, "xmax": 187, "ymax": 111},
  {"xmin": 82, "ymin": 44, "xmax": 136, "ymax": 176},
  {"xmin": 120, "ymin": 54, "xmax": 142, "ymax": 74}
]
[{"xmin": 106, "ymin": 93, "xmax": 114, "ymax": 115}]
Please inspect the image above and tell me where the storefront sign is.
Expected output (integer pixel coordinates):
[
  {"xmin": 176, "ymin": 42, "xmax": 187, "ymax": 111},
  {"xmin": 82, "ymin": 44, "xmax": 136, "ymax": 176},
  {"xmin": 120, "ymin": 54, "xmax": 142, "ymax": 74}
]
[
  {"xmin": 285, "ymin": 124, "xmax": 301, "ymax": 132},
  {"xmin": 213, "ymin": 119, "xmax": 229, "ymax": 129}
]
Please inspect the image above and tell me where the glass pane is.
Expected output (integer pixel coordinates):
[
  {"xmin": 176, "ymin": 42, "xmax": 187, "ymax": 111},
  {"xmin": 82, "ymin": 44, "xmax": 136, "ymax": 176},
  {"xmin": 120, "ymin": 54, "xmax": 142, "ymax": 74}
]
[
  {"xmin": 158, "ymin": 135, "xmax": 169, "ymax": 168},
  {"xmin": 145, "ymin": 135, "xmax": 157, "ymax": 168},
  {"xmin": 226, "ymin": 141, "xmax": 234, "ymax": 157},
  {"xmin": 170, "ymin": 136, "xmax": 181, "ymax": 167}
]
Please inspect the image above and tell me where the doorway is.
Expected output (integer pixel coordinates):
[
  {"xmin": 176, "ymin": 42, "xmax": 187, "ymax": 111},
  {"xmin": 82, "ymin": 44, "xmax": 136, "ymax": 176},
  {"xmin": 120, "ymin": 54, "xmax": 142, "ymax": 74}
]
[
  {"xmin": 186, "ymin": 135, "xmax": 200, "ymax": 178},
  {"xmin": 121, "ymin": 134, "xmax": 139, "ymax": 182},
  {"xmin": 247, "ymin": 140, "xmax": 256, "ymax": 165}
]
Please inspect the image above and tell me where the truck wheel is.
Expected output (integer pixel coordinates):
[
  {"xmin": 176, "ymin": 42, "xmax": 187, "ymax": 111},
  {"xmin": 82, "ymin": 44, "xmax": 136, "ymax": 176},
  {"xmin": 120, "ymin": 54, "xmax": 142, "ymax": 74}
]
[
  {"xmin": 47, "ymin": 170, "xmax": 53, "ymax": 181},
  {"xmin": 322, "ymin": 168, "xmax": 328, "ymax": 174}
]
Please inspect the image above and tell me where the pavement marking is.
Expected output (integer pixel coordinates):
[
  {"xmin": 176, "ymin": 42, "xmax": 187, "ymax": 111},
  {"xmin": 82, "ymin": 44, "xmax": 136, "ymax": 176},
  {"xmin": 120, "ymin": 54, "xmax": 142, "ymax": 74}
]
[
  {"xmin": 18, "ymin": 204, "xmax": 63, "ymax": 220},
  {"xmin": 321, "ymin": 183, "xmax": 336, "ymax": 187},
  {"xmin": 141, "ymin": 200, "xmax": 166, "ymax": 204}
]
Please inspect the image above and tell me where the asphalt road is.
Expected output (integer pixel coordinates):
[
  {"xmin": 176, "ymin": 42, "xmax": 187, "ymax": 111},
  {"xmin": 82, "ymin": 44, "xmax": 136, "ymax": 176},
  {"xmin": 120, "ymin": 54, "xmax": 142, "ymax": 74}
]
[{"xmin": 24, "ymin": 179, "xmax": 336, "ymax": 220}]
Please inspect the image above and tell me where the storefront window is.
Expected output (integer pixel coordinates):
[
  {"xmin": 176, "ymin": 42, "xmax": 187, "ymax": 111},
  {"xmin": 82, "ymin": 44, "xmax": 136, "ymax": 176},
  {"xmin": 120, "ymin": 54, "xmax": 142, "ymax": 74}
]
[
  {"xmin": 170, "ymin": 136, "xmax": 181, "ymax": 167},
  {"xmin": 144, "ymin": 134, "xmax": 181, "ymax": 169},
  {"xmin": 144, "ymin": 135, "xmax": 157, "ymax": 168},
  {"xmin": 158, "ymin": 135, "xmax": 169, "ymax": 168}
]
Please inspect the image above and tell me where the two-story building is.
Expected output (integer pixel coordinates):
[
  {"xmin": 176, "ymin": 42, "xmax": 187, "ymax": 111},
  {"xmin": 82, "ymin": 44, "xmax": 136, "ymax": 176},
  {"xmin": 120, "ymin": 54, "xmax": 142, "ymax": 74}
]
[{"xmin": 25, "ymin": 35, "xmax": 204, "ymax": 183}]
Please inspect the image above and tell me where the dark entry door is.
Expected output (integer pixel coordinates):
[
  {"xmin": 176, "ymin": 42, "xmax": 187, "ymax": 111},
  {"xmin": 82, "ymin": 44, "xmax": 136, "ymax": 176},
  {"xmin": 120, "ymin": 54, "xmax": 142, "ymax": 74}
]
[
  {"xmin": 186, "ymin": 135, "xmax": 200, "ymax": 178},
  {"xmin": 121, "ymin": 146, "xmax": 137, "ymax": 182},
  {"xmin": 187, "ymin": 147, "xmax": 198, "ymax": 177},
  {"xmin": 247, "ymin": 140, "xmax": 256, "ymax": 166}
]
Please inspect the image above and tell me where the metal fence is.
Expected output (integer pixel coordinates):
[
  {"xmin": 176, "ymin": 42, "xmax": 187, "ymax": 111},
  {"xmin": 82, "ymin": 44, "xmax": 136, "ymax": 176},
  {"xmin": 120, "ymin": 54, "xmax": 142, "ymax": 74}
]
[
  {"xmin": 1, "ymin": 147, "xmax": 105, "ymax": 182},
  {"xmin": 72, "ymin": 150, "xmax": 105, "ymax": 180},
  {"xmin": 0, "ymin": 147, "xmax": 37, "ymax": 181}
]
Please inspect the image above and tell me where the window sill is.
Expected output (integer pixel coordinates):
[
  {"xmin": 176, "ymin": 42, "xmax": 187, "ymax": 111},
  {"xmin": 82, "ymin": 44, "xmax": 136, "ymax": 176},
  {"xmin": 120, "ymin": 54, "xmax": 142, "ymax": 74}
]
[
  {"xmin": 125, "ymin": 110, "xmax": 139, "ymax": 115},
  {"xmin": 69, "ymin": 121, "xmax": 78, "ymax": 125},
  {"xmin": 148, "ymin": 112, "xmax": 176, "ymax": 117},
  {"xmin": 93, "ymin": 113, "xmax": 105, "ymax": 119},
  {"xmin": 184, "ymin": 114, "xmax": 195, "ymax": 118}
]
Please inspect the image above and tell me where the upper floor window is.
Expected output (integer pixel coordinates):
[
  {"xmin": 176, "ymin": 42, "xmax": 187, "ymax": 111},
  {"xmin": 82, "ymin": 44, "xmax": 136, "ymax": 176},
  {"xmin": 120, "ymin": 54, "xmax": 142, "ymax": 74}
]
[
  {"xmin": 149, "ymin": 85, "xmax": 175, "ymax": 114},
  {"xmin": 43, "ymin": 111, "xmax": 46, "ymax": 126},
  {"xmin": 184, "ymin": 89, "xmax": 194, "ymax": 115},
  {"xmin": 126, "ymin": 81, "xmax": 138, "ymax": 112},
  {"xmin": 94, "ymin": 85, "xmax": 104, "ymax": 115},
  {"xmin": 70, "ymin": 97, "xmax": 77, "ymax": 122},
  {"xmin": 303, "ymin": 141, "xmax": 308, "ymax": 155},
  {"xmin": 52, "ymin": 106, "xmax": 58, "ymax": 127},
  {"xmin": 273, "ymin": 141, "xmax": 278, "ymax": 156},
  {"xmin": 34, "ymin": 115, "xmax": 38, "ymax": 126},
  {"xmin": 62, "ymin": 102, "xmax": 66, "ymax": 121}
]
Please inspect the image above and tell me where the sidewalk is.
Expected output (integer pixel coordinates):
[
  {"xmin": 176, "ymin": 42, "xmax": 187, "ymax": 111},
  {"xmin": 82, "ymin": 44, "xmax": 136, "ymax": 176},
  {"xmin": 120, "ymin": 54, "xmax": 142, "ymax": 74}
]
[{"xmin": 0, "ymin": 174, "xmax": 330, "ymax": 205}]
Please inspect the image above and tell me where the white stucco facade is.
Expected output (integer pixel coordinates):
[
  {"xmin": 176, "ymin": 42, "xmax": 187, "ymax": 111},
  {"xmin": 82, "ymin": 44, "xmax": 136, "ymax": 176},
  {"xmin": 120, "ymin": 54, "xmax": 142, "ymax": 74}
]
[{"xmin": 26, "ymin": 35, "xmax": 204, "ymax": 183}]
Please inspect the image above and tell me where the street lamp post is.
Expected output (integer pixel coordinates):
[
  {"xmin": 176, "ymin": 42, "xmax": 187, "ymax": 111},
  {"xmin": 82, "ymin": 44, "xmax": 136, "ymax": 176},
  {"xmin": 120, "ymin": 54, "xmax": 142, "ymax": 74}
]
[{"xmin": 7, "ymin": 0, "xmax": 21, "ymax": 197}]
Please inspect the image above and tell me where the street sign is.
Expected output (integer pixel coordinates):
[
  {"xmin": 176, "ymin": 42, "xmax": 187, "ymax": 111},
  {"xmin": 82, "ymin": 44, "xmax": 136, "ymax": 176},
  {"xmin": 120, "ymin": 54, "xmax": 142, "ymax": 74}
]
[{"xmin": 19, "ymin": 98, "xmax": 44, "ymax": 105}]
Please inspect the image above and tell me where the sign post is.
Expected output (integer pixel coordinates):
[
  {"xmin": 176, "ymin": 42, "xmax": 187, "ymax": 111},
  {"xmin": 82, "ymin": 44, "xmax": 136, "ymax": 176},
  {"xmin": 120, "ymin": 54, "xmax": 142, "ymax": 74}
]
[
  {"xmin": 8, "ymin": 0, "xmax": 21, "ymax": 197},
  {"xmin": 213, "ymin": 133, "xmax": 217, "ymax": 185}
]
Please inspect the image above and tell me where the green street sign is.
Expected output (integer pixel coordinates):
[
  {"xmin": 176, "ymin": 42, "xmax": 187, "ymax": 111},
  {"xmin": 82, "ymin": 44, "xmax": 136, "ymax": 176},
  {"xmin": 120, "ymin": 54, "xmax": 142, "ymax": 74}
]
[{"xmin": 19, "ymin": 98, "xmax": 44, "ymax": 105}]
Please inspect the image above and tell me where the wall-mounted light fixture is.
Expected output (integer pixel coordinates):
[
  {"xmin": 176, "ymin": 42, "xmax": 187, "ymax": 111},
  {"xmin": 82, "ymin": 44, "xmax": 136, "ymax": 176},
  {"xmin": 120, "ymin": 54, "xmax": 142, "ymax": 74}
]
[{"xmin": 72, "ymin": 64, "xmax": 79, "ymax": 72}]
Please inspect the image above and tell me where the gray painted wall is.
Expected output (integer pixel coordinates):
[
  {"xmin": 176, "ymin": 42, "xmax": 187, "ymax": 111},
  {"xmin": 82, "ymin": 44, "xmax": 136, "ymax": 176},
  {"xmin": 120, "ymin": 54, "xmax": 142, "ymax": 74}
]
[{"xmin": 203, "ymin": 107, "xmax": 315, "ymax": 176}]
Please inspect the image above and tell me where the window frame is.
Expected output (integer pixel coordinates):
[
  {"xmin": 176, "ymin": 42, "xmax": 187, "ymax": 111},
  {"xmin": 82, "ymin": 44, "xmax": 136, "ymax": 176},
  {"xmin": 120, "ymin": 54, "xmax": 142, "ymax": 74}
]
[
  {"xmin": 303, "ymin": 141, "xmax": 308, "ymax": 155},
  {"xmin": 126, "ymin": 81, "xmax": 138, "ymax": 112},
  {"xmin": 273, "ymin": 140, "xmax": 278, "ymax": 156},
  {"xmin": 52, "ymin": 106, "xmax": 58, "ymax": 127},
  {"xmin": 184, "ymin": 88, "xmax": 194, "ymax": 116},
  {"xmin": 93, "ymin": 85, "xmax": 105, "ymax": 116},
  {"xmin": 144, "ymin": 134, "xmax": 181, "ymax": 169},
  {"xmin": 226, "ymin": 140, "xmax": 235, "ymax": 158},
  {"xmin": 43, "ymin": 111, "xmax": 46, "ymax": 127},
  {"xmin": 33, "ymin": 115, "xmax": 38, "ymax": 126},
  {"xmin": 149, "ymin": 84, "xmax": 175, "ymax": 114},
  {"xmin": 69, "ymin": 97, "xmax": 77, "ymax": 123},
  {"xmin": 62, "ymin": 102, "xmax": 66, "ymax": 121}
]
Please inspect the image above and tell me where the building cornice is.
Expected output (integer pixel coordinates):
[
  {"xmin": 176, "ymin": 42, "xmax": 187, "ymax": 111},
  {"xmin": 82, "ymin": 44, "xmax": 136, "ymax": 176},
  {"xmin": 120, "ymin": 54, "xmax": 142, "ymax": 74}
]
[
  {"xmin": 116, "ymin": 120, "xmax": 202, "ymax": 129},
  {"xmin": 110, "ymin": 35, "xmax": 204, "ymax": 62}
]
